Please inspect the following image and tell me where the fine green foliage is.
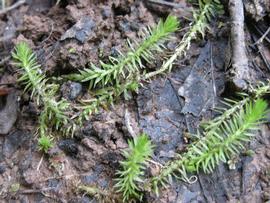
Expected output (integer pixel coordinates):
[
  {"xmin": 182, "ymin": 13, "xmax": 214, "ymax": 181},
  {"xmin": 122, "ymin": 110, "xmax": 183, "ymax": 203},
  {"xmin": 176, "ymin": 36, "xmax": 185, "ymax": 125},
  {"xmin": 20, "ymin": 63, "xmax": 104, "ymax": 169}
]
[
  {"xmin": 151, "ymin": 98, "xmax": 268, "ymax": 195},
  {"xmin": 12, "ymin": 42, "xmax": 46, "ymax": 105},
  {"xmin": 75, "ymin": 80, "xmax": 139, "ymax": 125},
  {"xmin": 115, "ymin": 133, "xmax": 154, "ymax": 202},
  {"xmin": 250, "ymin": 80, "xmax": 270, "ymax": 98},
  {"xmin": 145, "ymin": 0, "xmax": 223, "ymax": 79},
  {"xmin": 78, "ymin": 185, "xmax": 120, "ymax": 203},
  {"xmin": 12, "ymin": 42, "xmax": 69, "ymax": 138},
  {"xmin": 203, "ymin": 82, "xmax": 270, "ymax": 132},
  {"xmin": 186, "ymin": 98, "xmax": 268, "ymax": 173},
  {"xmin": 38, "ymin": 135, "xmax": 54, "ymax": 153},
  {"xmin": 67, "ymin": 15, "xmax": 179, "ymax": 88},
  {"xmin": 63, "ymin": 16, "xmax": 179, "ymax": 128}
]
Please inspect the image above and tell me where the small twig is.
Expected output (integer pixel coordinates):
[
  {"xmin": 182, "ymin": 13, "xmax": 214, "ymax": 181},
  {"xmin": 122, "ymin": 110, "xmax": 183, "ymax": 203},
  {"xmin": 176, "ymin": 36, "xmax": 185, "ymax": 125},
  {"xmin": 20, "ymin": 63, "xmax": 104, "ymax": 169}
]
[
  {"xmin": 258, "ymin": 47, "xmax": 270, "ymax": 72},
  {"xmin": 210, "ymin": 42, "xmax": 216, "ymax": 108},
  {"xmin": 148, "ymin": 159, "xmax": 164, "ymax": 168},
  {"xmin": 228, "ymin": 0, "xmax": 251, "ymax": 90},
  {"xmin": 147, "ymin": 0, "xmax": 186, "ymax": 8},
  {"xmin": 0, "ymin": 0, "xmax": 26, "ymax": 15},
  {"xmin": 250, "ymin": 34, "xmax": 270, "ymax": 72},
  {"xmin": 19, "ymin": 187, "xmax": 53, "ymax": 194},
  {"xmin": 0, "ymin": 82, "xmax": 15, "ymax": 86},
  {"xmin": 254, "ymin": 25, "xmax": 270, "ymax": 44},
  {"xmin": 36, "ymin": 155, "xmax": 44, "ymax": 171},
  {"xmin": 253, "ymin": 26, "xmax": 270, "ymax": 45},
  {"xmin": 40, "ymin": 172, "xmax": 89, "ymax": 183},
  {"xmin": 124, "ymin": 109, "xmax": 136, "ymax": 138},
  {"xmin": 56, "ymin": 0, "xmax": 61, "ymax": 5}
]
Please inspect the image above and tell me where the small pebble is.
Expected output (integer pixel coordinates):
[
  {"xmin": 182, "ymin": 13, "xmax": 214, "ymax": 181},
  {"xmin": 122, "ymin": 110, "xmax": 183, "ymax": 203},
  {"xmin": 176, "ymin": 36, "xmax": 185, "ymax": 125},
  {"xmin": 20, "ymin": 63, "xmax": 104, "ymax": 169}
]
[
  {"xmin": 0, "ymin": 164, "xmax": 6, "ymax": 174},
  {"xmin": 58, "ymin": 139, "xmax": 78, "ymax": 156},
  {"xmin": 69, "ymin": 82, "xmax": 82, "ymax": 100},
  {"xmin": 102, "ymin": 7, "xmax": 111, "ymax": 18}
]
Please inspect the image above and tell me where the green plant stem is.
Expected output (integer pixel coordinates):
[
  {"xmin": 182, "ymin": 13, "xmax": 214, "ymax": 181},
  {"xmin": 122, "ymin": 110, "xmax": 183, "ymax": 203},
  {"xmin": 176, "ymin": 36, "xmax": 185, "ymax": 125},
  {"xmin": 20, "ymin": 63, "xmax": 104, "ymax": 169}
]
[
  {"xmin": 144, "ymin": 2, "xmax": 216, "ymax": 79},
  {"xmin": 144, "ymin": 34, "xmax": 191, "ymax": 79},
  {"xmin": 115, "ymin": 134, "xmax": 154, "ymax": 202},
  {"xmin": 76, "ymin": 80, "xmax": 139, "ymax": 124},
  {"xmin": 13, "ymin": 42, "xmax": 69, "ymax": 137},
  {"xmin": 151, "ymin": 98, "xmax": 268, "ymax": 194},
  {"xmin": 204, "ymin": 82, "xmax": 270, "ymax": 132},
  {"xmin": 67, "ymin": 16, "xmax": 179, "ymax": 88}
]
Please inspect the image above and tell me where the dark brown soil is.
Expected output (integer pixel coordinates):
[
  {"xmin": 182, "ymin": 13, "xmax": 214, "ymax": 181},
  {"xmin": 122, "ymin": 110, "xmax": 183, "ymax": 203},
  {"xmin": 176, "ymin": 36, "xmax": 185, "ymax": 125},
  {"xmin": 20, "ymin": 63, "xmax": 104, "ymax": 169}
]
[{"xmin": 0, "ymin": 0, "xmax": 270, "ymax": 203}]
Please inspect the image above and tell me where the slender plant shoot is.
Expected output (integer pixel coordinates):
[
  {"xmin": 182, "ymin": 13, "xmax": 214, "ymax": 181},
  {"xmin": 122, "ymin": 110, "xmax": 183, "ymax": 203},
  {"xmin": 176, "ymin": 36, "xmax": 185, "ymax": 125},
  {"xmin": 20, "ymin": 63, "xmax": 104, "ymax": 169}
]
[
  {"xmin": 38, "ymin": 135, "xmax": 54, "ymax": 153},
  {"xmin": 145, "ymin": 0, "xmax": 223, "ymax": 79},
  {"xmin": 12, "ymin": 42, "xmax": 69, "ymax": 138},
  {"xmin": 115, "ymin": 133, "xmax": 154, "ymax": 202},
  {"xmin": 76, "ymin": 80, "xmax": 139, "ymax": 124},
  {"xmin": 67, "ymin": 15, "xmax": 179, "ymax": 88},
  {"xmin": 152, "ymin": 98, "xmax": 268, "ymax": 195}
]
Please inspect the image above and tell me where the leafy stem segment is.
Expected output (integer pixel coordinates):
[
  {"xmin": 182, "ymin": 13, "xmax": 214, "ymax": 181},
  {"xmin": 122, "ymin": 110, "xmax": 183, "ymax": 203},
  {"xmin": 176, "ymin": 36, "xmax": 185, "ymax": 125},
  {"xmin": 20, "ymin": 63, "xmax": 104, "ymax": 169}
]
[
  {"xmin": 12, "ymin": 42, "xmax": 69, "ymax": 138},
  {"xmin": 203, "ymin": 82, "xmax": 270, "ymax": 132},
  {"xmin": 76, "ymin": 80, "xmax": 139, "ymax": 125},
  {"xmin": 145, "ymin": 0, "xmax": 223, "ymax": 79},
  {"xmin": 115, "ymin": 133, "xmax": 154, "ymax": 202},
  {"xmin": 151, "ymin": 98, "xmax": 268, "ymax": 194},
  {"xmin": 67, "ymin": 15, "xmax": 179, "ymax": 88}
]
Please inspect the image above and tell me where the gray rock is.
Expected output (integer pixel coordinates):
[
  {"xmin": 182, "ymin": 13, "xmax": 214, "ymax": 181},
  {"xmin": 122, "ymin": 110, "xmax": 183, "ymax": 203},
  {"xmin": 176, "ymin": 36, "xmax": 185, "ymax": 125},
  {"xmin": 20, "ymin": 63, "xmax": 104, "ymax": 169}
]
[
  {"xmin": 244, "ymin": 0, "xmax": 270, "ymax": 21},
  {"xmin": 101, "ymin": 7, "xmax": 112, "ymax": 18},
  {"xmin": 60, "ymin": 16, "xmax": 95, "ymax": 43},
  {"xmin": 0, "ymin": 92, "xmax": 18, "ymax": 134},
  {"xmin": 3, "ymin": 131, "xmax": 29, "ymax": 158},
  {"xmin": 137, "ymin": 79, "xmax": 184, "ymax": 161},
  {"xmin": 69, "ymin": 82, "xmax": 82, "ymax": 100},
  {"xmin": 61, "ymin": 81, "xmax": 82, "ymax": 100},
  {"xmin": 0, "ymin": 164, "xmax": 6, "ymax": 174},
  {"xmin": 178, "ymin": 72, "xmax": 210, "ymax": 116},
  {"xmin": 178, "ymin": 42, "xmax": 215, "ymax": 117}
]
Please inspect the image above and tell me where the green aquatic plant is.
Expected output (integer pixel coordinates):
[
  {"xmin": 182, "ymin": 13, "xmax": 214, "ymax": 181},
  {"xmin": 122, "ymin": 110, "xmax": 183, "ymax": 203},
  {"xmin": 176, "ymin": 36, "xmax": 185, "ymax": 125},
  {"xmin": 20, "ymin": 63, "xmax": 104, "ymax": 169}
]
[{"xmin": 115, "ymin": 133, "xmax": 154, "ymax": 202}]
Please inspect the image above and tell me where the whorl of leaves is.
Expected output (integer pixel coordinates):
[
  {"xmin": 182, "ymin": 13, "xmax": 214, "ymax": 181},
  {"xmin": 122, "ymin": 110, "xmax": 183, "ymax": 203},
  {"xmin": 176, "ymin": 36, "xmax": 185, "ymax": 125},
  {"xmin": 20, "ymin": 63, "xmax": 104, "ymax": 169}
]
[{"xmin": 115, "ymin": 134, "xmax": 154, "ymax": 202}]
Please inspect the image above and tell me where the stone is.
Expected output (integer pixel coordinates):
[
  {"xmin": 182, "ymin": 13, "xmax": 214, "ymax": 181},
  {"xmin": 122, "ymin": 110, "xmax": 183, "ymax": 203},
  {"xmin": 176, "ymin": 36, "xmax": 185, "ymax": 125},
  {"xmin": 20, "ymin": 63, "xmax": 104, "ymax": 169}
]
[
  {"xmin": 60, "ymin": 16, "xmax": 95, "ymax": 43},
  {"xmin": 0, "ymin": 92, "xmax": 18, "ymax": 135}
]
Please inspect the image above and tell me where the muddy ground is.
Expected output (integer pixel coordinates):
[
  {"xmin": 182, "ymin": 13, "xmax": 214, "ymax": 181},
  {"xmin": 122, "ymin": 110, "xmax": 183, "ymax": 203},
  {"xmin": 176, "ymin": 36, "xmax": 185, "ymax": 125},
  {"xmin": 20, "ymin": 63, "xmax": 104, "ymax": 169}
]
[{"xmin": 0, "ymin": 0, "xmax": 270, "ymax": 202}]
